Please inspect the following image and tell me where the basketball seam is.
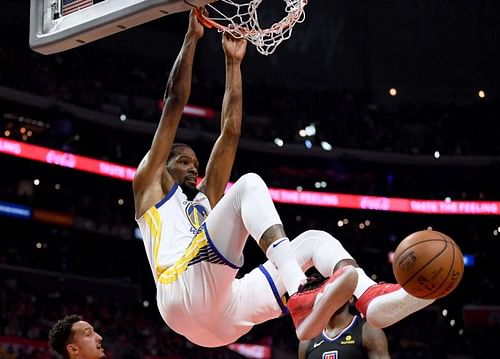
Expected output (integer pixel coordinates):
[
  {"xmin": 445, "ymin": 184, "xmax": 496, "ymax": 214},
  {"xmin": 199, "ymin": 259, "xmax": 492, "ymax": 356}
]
[
  {"xmin": 423, "ymin": 242, "xmax": 464, "ymax": 299},
  {"xmin": 396, "ymin": 238, "xmax": 448, "ymax": 289},
  {"xmin": 421, "ymin": 240, "xmax": 455, "ymax": 299}
]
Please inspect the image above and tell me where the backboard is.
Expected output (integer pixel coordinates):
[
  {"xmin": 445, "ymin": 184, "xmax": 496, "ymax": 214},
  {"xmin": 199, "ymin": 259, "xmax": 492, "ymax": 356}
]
[{"xmin": 30, "ymin": 0, "xmax": 213, "ymax": 55}]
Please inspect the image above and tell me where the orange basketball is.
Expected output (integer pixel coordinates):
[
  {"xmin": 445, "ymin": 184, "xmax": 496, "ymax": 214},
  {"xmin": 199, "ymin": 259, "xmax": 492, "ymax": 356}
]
[{"xmin": 392, "ymin": 230, "xmax": 464, "ymax": 299}]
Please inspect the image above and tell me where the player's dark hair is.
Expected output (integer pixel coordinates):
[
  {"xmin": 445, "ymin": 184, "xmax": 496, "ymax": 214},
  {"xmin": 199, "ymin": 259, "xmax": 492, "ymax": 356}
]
[
  {"xmin": 49, "ymin": 314, "xmax": 83, "ymax": 359},
  {"xmin": 167, "ymin": 143, "xmax": 192, "ymax": 163}
]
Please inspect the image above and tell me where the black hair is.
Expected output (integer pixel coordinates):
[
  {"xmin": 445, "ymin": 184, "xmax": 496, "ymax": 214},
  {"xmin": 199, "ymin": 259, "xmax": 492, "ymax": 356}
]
[
  {"xmin": 48, "ymin": 314, "xmax": 83, "ymax": 359},
  {"xmin": 167, "ymin": 143, "xmax": 192, "ymax": 163}
]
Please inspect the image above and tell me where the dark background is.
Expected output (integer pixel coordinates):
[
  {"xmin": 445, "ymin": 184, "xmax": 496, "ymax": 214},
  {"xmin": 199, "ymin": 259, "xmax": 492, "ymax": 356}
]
[{"xmin": 1, "ymin": 0, "xmax": 499, "ymax": 358}]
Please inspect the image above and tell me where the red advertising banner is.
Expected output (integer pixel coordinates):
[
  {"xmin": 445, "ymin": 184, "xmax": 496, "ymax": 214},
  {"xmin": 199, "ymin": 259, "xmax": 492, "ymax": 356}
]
[
  {"xmin": 1, "ymin": 138, "xmax": 499, "ymax": 215},
  {"xmin": 0, "ymin": 137, "xmax": 136, "ymax": 181}
]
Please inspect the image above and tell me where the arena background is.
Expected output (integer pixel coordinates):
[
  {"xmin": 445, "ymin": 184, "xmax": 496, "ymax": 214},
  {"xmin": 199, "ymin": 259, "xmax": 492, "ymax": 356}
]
[{"xmin": 1, "ymin": 0, "xmax": 499, "ymax": 358}]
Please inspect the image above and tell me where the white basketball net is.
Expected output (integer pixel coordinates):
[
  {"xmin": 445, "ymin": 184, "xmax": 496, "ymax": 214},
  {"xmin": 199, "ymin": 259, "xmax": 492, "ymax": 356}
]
[{"xmin": 197, "ymin": 0, "xmax": 308, "ymax": 56}]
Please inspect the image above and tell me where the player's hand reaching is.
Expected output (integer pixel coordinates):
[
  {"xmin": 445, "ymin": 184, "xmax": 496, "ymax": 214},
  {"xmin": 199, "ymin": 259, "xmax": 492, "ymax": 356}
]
[
  {"xmin": 222, "ymin": 32, "xmax": 247, "ymax": 62},
  {"xmin": 187, "ymin": 8, "xmax": 204, "ymax": 40}
]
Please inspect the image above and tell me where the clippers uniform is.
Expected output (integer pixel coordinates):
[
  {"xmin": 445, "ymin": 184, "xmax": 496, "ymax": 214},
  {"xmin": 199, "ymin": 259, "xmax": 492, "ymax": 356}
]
[{"xmin": 304, "ymin": 315, "xmax": 367, "ymax": 359}]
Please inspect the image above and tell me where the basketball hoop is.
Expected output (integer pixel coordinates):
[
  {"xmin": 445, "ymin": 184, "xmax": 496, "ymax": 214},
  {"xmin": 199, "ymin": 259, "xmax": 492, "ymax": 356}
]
[{"xmin": 193, "ymin": 0, "xmax": 308, "ymax": 56}]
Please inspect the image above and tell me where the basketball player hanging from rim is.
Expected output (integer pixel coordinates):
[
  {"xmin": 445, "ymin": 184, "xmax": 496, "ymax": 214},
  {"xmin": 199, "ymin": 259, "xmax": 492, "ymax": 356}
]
[{"xmin": 133, "ymin": 10, "xmax": 435, "ymax": 348}]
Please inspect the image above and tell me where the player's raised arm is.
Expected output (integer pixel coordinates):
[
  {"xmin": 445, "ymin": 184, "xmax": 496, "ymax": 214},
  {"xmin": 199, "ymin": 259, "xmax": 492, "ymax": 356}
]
[
  {"xmin": 133, "ymin": 10, "xmax": 203, "ymax": 218},
  {"xmin": 198, "ymin": 33, "xmax": 247, "ymax": 206}
]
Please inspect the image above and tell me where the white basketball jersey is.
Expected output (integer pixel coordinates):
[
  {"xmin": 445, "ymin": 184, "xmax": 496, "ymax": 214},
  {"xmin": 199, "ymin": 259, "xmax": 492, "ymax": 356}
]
[{"xmin": 136, "ymin": 183, "xmax": 211, "ymax": 282}]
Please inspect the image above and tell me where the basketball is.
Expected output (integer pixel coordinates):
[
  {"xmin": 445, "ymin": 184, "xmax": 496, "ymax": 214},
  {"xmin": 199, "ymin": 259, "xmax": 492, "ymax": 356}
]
[{"xmin": 392, "ymin": 230, "xmax": 464, "ymax": 299}]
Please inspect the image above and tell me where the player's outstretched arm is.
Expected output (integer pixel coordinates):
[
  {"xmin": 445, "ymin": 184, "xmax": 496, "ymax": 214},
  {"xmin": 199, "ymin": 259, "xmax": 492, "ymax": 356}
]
[
  {"xmin": 133, "ymin": 10, "xmax": 203, "ymax": 218},
  {"xmin": 198, "ymin": 33, "xmax": 247, "ymax": 206}
]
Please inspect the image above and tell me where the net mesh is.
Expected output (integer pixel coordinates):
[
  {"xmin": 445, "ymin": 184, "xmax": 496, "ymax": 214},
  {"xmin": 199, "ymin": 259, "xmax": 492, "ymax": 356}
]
[{"xmin": 197, "ymin": 0, "xmax": 308, "ymax": 56}]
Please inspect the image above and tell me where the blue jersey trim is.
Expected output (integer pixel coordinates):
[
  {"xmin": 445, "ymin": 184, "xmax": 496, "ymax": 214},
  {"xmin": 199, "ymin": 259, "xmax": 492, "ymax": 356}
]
[
  {"xmin": 321, "ymin": 314, "xmax": 359, "ymax": 342},
  {"xmin": 155, "ymin": 183, "xmax": 179, "ymax": 209},
  {"xmin": 202, "ymin": 223, "xmax": 241, "ymax": 269},
  {"xmin": 259, "ymin": 264, "xmax": 290, "ymax": 316}
]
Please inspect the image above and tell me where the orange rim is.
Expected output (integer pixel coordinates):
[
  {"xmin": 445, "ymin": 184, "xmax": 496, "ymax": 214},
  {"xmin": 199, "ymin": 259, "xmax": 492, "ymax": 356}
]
[
  {"xmin": 194, "ymin": 4, "xmax": 305, "ymax": 37},
  {"xmin": 194, "ymin": 7, "xmax": 221, "ymax": 30}
]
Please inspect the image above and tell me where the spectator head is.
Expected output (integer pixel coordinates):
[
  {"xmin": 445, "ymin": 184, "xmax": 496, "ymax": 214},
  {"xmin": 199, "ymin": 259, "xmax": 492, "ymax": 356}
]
[{"xmin": 49, "ymin": 314, "xmax": 105, "ymax": 359}]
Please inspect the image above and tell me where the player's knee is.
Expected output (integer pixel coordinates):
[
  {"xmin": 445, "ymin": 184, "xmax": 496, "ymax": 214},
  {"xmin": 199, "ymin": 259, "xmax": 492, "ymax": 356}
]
[
  {"xmin": 293, "ymin": 230, "xmax": 346, "ymax": 254},
  {"xmin": 298, "ymin": 229, "xmax": 338, "ymax": 244},
  {"xmin": 239, "ymin": 172, "xmax": 263, "ymax": 183},
  {"xmin": 237, "ymin": 172, "xmax": 266, "ymax": 191},
  {"xmin": 303, "ymin": 229, "xmax": 330, "ymax": 238},
  {"xmin": 315, "ymin": 230, "xmax": 343, "ymax": 249}
]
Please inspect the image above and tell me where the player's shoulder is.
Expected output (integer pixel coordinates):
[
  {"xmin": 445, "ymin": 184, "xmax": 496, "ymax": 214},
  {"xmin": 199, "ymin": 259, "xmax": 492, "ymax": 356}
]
[
  {"xmin": 356, "ymin": 314, "xmax": 367, "ymax": 325},
  {"xmin": 193, "ymin": 189, "xmax": 211, "ymax": 205},
  {"xmin": 298, "ymin": 338, "xmax": 313, "ymax": 359},
  {"xmin": 361, "ymin": 315, "xmax": 387, "ymax": 341}
]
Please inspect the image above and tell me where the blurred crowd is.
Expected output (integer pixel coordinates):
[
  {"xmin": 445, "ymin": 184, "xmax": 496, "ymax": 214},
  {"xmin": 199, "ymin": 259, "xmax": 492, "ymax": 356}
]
[{"xmin": 1, "ymin": 17, "xmax": 500, "ymax": 160}]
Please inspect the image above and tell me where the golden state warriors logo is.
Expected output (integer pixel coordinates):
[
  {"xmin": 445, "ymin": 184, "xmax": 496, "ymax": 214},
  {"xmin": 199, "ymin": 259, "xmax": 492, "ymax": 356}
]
[{"xmin": 185, "ymin": 202, "xmax": 208, "ymax": 230}]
